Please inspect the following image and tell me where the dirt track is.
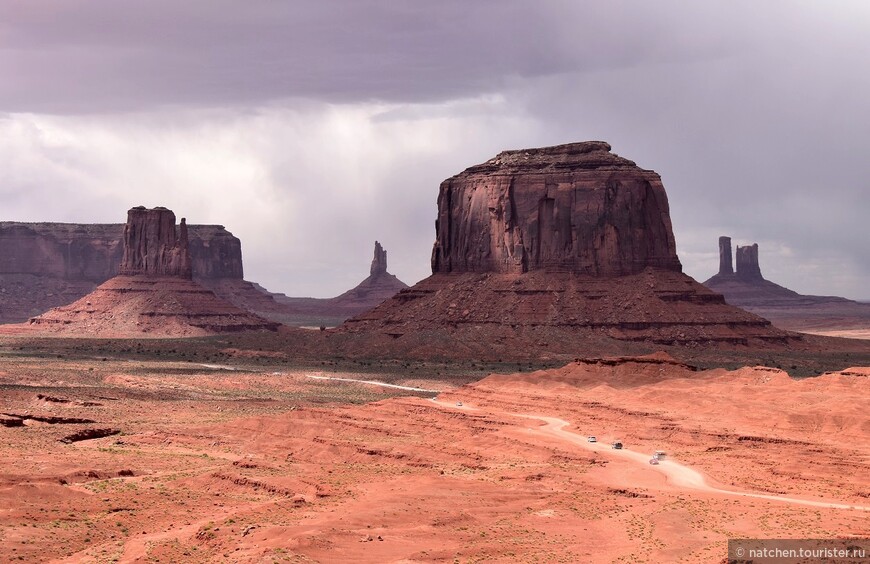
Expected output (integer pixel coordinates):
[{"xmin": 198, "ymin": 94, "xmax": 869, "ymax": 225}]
[{"xmin": 431, "ymin": 399, "xmax": 870, "ymax": 512}]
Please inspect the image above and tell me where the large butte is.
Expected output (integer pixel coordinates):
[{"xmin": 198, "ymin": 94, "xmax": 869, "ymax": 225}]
[{"xmin": 337, "ymin": 141, "xmax": 795, "ymax": 358}]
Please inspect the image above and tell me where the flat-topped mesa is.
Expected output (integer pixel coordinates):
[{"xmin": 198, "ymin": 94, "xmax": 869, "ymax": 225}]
[
  {"xmin": 718, "ymin": 236, "xmax": 734, "ymax": 276},
  {"xmin": 736, "ymin": 243, "xmax": 763, "ymax": 281},
  {"xmin": 119, "ymin": 206, "xmax": 192, "ymax": 278},
  {"xmin": 370, "ymin": 241, "xmax": 388, "ymax": 277},
  {"xmin": 430, "ymin": 141, "xmax": 682, "ymax": 276}
]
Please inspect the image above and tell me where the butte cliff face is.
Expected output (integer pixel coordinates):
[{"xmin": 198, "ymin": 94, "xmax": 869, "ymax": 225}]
[
  {"xmin": 337, "ymin": 142, "xmax": 795, "ymax": 359},
  {"xmin": 119, "ymin": 206, "xmax": 193, "ymax": 278},
  {"xmin": 0, "ymin": 221, "xmax": 242, "ymax": 281},
  {"xmin": 27, "ymin": 207, "xmax": 277, "ymax": 336},
  {"xmin": 431, "ymin": 141, "xmax": 682, "ymax": 276}
]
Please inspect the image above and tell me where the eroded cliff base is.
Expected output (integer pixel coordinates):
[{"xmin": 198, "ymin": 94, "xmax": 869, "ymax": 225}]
[
  {"xmin": 329, "ymin": 269, "xmax": 797, "ymax": 361},
  {"xmin": 25, "ymin": 276, "xmax": 279, "ymax": 337}
]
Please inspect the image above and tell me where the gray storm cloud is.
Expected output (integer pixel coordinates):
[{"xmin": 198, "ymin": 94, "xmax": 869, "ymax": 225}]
[{"xmin": 1, "ymin": 1, "xmax": 868, "ymax": 299}]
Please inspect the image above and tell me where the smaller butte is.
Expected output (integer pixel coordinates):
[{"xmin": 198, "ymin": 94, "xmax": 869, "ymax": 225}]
[{"xmin": 28, "ymin": 207, "xmax": 278, "ymax": 337}]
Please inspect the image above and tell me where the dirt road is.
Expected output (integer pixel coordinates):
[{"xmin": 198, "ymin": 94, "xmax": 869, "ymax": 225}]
[{"xmin": 431, "ymin": 399, "xmax": 869, "ymax": 512}]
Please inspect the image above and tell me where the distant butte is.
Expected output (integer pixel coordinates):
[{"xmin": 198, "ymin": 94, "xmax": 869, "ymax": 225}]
[
  {"xmin": 27, "ymin": 207, "xmax": 278, "ymax": 337},
  {"xmin": 704, "ymin": 236, "xmax": 870, "ymax": 333},
  {"xmin": 264, "ymin": 241, "xmax": 409, "ymax": 326},
  {"xmin": 335, "ymin": 141, "xmax": 796, "ymax": 358},
  {"xmin": 329, "ymin": 241, "xmax": 410, "ymax": 312}
]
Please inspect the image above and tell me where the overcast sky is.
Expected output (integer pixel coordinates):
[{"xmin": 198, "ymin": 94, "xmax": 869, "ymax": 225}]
[{"xmin": 2, "ymin": 1, "xmax": 868, "ymax": 299}]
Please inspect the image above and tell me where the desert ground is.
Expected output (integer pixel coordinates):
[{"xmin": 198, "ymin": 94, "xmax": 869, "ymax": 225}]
[
  {"xmin": 1, "ymin": 337, "xmax": 867, "ymax": 563},
  {"xmin": 801, "ymin": 329, "xmax": 870, "ymax": 341}
]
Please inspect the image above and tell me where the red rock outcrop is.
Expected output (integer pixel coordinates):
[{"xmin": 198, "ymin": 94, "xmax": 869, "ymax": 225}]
[
  {"xmin": 431, "ymin": 141, "xmax": 682, "ymax": 276},
  {"xmin": 119, "ymin": 207, "xmax": 192, "ymax": 278},
  {"xmin": 718, "ymin": 236, "xmax": 734, "ymax": 276},
  {"xmin": 27, "ymin": 207, "xmax": 278, "ymax": 337},
  {"xmin": 338, "ymin": 142, "xmax": 796, "ymax": 356},
  {"xmin": 371, "ymin": 241, "xmax": 388, "ymax": 276},
  {"xmin": 329, "ymin": 241, "xmax": 409, "ymax": 313},
  {"xmin": 188, "ymin": 225, "xmax": 244, "ymax": 279},
  {"xmin": 28, "ymin": 276, "xmax": 279, "ymax": 336},
  {"xmin": 735, "ymin": 243, "xmax": 762, "ymax": 281}
]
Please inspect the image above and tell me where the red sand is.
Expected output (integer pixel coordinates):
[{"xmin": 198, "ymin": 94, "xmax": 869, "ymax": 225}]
[{"xmin": 1, "ymin": 353, "xmax": 867, "ymax": 563}]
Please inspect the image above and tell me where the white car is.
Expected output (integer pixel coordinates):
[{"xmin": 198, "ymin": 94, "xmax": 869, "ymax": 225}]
[
  {"xmin": 649, "ymin": 458, "xmax": 659, "ymax": 465},
  {"xmin": 456, "ymin": 401, "xmax": 463, "ymax": 407},
  {"xmin": 587, "ymin": 436, "xmax": 596, "ymax": 443}
]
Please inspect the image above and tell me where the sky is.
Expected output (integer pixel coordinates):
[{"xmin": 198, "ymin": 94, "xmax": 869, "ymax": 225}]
[{"xmin": 1, "ymin": 1, "xmax": 868, "ymax": 299}]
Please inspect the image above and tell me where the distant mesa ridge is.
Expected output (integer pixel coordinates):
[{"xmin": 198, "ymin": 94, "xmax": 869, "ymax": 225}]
[
  {"xmin": 0, "ymin": 220, "xmax": 243, "ymax": 282},
  {"xmin": 0, "ymin": 212, "xmax": 408, "ymax": 326}
]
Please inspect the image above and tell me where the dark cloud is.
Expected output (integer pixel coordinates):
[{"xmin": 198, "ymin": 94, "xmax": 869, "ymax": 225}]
[
  {"xmin": 2, "ymin": 1, "xmax": 755, "ymax": 113},
  {"xmin": 1, "ymin": 1, "xmax": 868, "ymax": 299}
]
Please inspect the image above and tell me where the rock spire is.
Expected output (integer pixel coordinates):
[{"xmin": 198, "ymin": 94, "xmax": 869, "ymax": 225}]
[
  {"xmin": 735, "ymin": 243, "xmax": 763, "ymax": 281},
  {"xmin": 718, "ymin": 236, "xmax": 734, "ymax": 276},
  {"xmin": 371, "ymin": 241, "xmax": 388, "ymax": 277}
]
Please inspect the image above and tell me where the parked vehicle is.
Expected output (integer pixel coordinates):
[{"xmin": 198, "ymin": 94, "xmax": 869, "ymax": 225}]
[
  {"xmin": 654, "ymin": 450, "xmax": 666, "ymax": 459},
  {"xmin": 611, "ymin": 441, "xmax": 623, "ymax": 450},
  {"xmin": 649, "ymin": 458, "xmax": 659, "ymax": 465},
  {"xmin": 456, "ymin": 401, "xmax": 463, "ymax": 407},
  {"xmin": 587, "ymin": 436, "xmax": 596, "ymax": 443}
]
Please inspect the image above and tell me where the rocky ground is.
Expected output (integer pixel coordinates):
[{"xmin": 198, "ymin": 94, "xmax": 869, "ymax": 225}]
[{"xmin": 1, "ymin": 338, "xmax": 867, "ymax": 563}]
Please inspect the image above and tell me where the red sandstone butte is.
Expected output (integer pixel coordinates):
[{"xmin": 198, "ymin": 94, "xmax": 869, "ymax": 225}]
[
  {"xmin": 340, "ymin": 141, "xmax": 795, "ymax": 355},
  {"xmin": 260, "ymin": 241, "xmax": 409, "ymax": 326},
  {"xmin": 27, "ymin": 206, "xmax": 277, "ymax": 337}
]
